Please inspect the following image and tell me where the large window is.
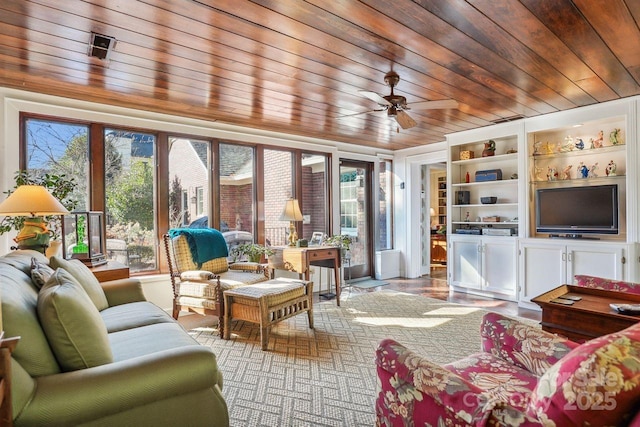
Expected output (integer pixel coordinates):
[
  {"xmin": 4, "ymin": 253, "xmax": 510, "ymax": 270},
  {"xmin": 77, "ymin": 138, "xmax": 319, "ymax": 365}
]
[
  {"xmin": 264, "ymin": 149, "xmax": 293, "ymax": 246},
  {"xmin": 340, "ymin": 174, "xmax": 359, "ymax": 234},
  {"xmin": 301, "ymin": 153, "xmax": 329, "ymax": 242},
  {"xmin": 219, "ymin": 143, "xmax": 254, "ymax": 234},
  {"xmin": 24, "ymin": 118, "xmax": 89, "ymax": 210},
  {"xmin": 168, "ymin": 138, "xmax": 210, "ymax": 228},
  {"xmin": 378, "ymin": 159, "xmax": 393, "ymax": 250},
  {"xmin": 20, "ymin": 115, "xmax": 340, "ymax": 274},
  {"xmin": 104, "ymin": 129, "xmax": 157, "ymax": 272}
]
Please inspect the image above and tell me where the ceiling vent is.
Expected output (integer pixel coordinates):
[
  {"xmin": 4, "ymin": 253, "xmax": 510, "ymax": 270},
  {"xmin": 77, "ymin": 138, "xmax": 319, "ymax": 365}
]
[
  {"xmin": 491, "ymin": 115, "xmax": 525, "ymax": 124},
  {"xmin": 88, "ymin": 32, "xmax": 116, "ymax": 61}
]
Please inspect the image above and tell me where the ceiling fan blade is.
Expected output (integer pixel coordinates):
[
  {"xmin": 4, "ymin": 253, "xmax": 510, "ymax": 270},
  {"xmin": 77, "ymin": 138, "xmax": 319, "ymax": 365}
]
[
  {"xmin": 336, "ymin": 108, "xmax": 386, "ymax": 119},
  {"xmin": 407, "ymin": 99, "xmax": 459, "ymax": 110},
  {"xmin": 359, "ymin": 90, "xmax": 392, "ymax": 106},
  {"xmin": 395, "ymin": 110, "xmax": 417, "ymax": 129}
]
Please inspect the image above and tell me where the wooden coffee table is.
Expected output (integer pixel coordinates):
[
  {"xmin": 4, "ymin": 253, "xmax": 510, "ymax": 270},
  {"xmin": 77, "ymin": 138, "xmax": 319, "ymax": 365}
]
[{"xmin": 532, "ymin": 285, "xmax": 640, "ymax": 342}]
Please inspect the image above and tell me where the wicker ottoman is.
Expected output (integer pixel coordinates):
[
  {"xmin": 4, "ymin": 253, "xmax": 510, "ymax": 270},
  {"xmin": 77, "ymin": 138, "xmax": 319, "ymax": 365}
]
[{"xmin": 222, "ymin": 278, "xmax": 313, "ymax": 350}]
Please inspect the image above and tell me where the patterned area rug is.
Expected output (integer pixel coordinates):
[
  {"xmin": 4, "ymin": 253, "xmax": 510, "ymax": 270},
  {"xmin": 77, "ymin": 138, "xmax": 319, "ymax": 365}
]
[
  {"xmin": 188, "ymin": 290, "xmax": 505, "ymax": 426},
  {"xmin": 345, "ymin": 278, "xmax": 389, "ymax": 289}
]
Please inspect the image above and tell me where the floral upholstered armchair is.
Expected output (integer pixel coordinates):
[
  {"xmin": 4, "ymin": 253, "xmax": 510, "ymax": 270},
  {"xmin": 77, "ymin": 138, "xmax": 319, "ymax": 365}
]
[
  {"xmin": 163, "ymin": 228, "xmax": 270, "ymax": 337},
  {"xmin": 375, "ymin": 312, "xmax": 640, "ymax": 426},
  {"xmin": 573, "ymin": 274, "xmax": 640, "ymax": 295}
]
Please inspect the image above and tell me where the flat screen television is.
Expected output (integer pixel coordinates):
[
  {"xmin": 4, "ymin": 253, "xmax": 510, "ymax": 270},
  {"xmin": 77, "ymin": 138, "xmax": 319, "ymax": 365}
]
[{"xmin": 535, "ymin": 184, "xmax": 618, "ymax": 237}]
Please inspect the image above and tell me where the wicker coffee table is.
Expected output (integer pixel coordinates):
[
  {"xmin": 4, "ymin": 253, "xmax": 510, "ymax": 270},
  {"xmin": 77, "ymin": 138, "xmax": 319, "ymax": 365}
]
[{"xmin": 222, "ymin": 278, "xmax": 313, "ymax": 350}]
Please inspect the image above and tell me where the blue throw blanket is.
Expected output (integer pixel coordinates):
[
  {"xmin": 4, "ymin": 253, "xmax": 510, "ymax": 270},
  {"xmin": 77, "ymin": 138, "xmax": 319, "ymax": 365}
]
[{"xmin": 168, "ymin": 228, "xmax": 229, "ymax": 268}]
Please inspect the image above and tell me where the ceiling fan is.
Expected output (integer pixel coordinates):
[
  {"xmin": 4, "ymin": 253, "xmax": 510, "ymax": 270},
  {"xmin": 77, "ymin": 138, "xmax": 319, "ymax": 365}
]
[{"xmin": 346, "ymin": 71, "xmax": 459, "ymax": 130}]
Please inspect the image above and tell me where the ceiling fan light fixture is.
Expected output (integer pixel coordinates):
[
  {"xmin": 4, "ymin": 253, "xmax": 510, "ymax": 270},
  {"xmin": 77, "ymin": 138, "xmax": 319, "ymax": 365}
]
[{"xmin": 387, "ymin": 106, "xmax": 397, "ymax": 117}]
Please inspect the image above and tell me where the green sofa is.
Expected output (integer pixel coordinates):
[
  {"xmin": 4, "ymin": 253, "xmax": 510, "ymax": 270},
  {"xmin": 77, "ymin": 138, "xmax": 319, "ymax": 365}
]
[{"xmin": 0, "ymin": 250, "xmax": 229, "ymax": 426}]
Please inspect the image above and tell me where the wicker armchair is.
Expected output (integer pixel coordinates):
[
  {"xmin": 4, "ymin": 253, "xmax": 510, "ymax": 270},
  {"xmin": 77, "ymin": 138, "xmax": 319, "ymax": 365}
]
[{"xmin": 163, "ymin": 229, "xmax": 270, "ymax": 336}]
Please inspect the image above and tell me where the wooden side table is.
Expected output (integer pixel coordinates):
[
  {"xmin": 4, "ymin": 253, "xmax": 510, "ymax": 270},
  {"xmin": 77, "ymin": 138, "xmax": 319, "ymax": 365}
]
[
  {"xmin": 89, "ymin": 261, "xmax": 130, "ymax": 282},
  {"xmin": 269, "ymin": 246, "xmax": 342, "ymax": 305}
]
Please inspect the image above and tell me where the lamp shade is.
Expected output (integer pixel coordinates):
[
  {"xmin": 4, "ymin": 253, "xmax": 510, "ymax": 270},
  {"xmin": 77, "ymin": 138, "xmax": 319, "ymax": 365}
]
[
  {"xmin": 0, "ymin": 185, "xmax": 69, "ymax": 216},
  {"xmin": 280, "ymin": 198, "xmax": 303, "ymax": 221},
  {"xmin": 430, "ymin": 207, "xmax": 436, "ymax": 217}
]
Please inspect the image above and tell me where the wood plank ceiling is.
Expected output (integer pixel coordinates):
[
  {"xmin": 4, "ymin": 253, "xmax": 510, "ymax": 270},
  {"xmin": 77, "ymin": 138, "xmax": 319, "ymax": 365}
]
[{"xmin": 1, "ymin": 0, "xmax": 640, "ymax": 151}]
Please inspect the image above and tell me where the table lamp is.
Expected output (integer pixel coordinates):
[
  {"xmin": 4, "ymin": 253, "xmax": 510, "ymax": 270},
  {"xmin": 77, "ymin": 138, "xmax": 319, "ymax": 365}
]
[
  {"xmin": 0, "ymin": 185, "xmax": 69, "ymax": 252},
  {"xmin": 430, "ymin": 207, "xmax": 437, "ymax": 229},
  {"xmin": 281, "ymin": 198, "xmax": 303, "ymax": 246}
]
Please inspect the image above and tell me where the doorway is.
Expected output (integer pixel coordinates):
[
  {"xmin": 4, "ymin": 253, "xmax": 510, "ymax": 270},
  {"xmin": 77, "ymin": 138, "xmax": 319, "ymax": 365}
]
[
  {"xmin": 418, "ymin": 163, "xmax": 447, "ymax": 277},
  {"xmin": 339, "ymin": 160, "xmax": 373, "ymax": 280}
]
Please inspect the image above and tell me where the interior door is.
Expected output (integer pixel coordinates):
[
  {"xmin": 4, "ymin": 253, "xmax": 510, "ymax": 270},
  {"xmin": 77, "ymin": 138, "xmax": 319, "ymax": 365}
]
[{"xmin": 339, "ymin": 161, "xmax": 372, "ymax": 280}]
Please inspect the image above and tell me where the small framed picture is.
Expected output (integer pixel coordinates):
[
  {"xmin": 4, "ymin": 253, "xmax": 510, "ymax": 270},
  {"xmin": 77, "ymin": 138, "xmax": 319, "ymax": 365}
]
[{"xmin": 310, "ymin": 232, "xmax": 323, "ymax": 246}]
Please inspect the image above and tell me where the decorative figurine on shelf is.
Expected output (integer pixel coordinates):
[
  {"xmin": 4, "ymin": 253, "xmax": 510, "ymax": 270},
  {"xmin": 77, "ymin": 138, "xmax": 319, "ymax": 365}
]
[
  {"xmin": 610, "ymin": 128, "xmax": 622, "ymax": 145},
  {"xmin": 544, "ymin": 142, "xmax": 555, "ymax": 155},
  {"xmin": 559, "ymin": 135, "xmax": 574, "ymax": 152},
  {"xmin": 593, "ymin": 130, "xmax": 604, "ymax": 148},
  {"xmin": 482, "ymin": 140, "xmax": 496, "ymax": 157},
  {"xmin": 606, "ymin": 160, "xmax": 617, "ymax": 176},
  {"xmin": 534, "ymin": 167, "xmax": 543, "ymax": 181},
  {"xmin": 589, "ymin": 162, "xmax": 599, "ymax": 178},
  {"xmin": 575, "ymin": 138, "xmax": 585, "ymax": 150},
  {"xmin": 533, "ymin": 141, "xmax": 542, "ymax": 156},
  {"xmin": 547, "ymin": 166, "xmax": 558, "ymax": 181},
  {"xmin": 464, "ymin": 211, "xmax": 470, "ymax": 222},
  {"xmin": 561, "ymin": 164, "xmax": 572, "ymax": 180},
  {"xmin": 577, "ymin": 162, "xmax": 589, "ymax": 178},
  {"xmin": 559, "ymin": 141, "xmax": 574, "ymax": 152}
]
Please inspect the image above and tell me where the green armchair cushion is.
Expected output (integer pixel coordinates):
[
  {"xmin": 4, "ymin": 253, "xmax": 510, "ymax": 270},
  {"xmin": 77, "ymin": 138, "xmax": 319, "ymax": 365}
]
[
  {"xmin": 30, "ymin": 257, "xmax": 55, "ymax": 289},
  {"xmin": 37, "ymin": 268, "xmax": 113, "ymax": 371},
  {"xmin": 50, "ymin": 256, "xmax": 109, "ymax": 310}
]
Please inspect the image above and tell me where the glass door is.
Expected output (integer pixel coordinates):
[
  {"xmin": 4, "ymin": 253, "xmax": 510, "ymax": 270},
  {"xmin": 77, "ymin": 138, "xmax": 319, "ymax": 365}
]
[{"xmin": 339, "ymin": 161, "xmax": 373, "ymax": 280}]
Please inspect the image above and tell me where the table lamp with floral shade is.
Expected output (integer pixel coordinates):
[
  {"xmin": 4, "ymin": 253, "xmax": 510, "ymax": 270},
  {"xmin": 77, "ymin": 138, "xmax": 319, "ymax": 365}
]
[{"xmin": 0, "ymin": 185, "xmax": 69, "ymax": 253}]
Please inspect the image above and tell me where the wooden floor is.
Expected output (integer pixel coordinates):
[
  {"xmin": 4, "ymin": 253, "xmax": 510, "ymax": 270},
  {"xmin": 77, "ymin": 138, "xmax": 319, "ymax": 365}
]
[{"xmin": 357, "ymin": 265, "xmax": 542, "ymax": 322}]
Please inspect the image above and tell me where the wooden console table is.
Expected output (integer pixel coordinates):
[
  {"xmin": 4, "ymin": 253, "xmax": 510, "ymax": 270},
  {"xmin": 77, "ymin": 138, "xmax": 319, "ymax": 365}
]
[
  {"xmin": 532, "ymin": 285, "xmax": 640, "ymax": 342},
  {"xmin": 89, "ymin": 261, "xmax": 130, "ymax": 282},
  {"xmin": 268, "ymin": 246, "xmax": 342, "ymax": 306},
  {"xmin": 431, "ymin": 234, "xmax": 447, "ymax": 264}
]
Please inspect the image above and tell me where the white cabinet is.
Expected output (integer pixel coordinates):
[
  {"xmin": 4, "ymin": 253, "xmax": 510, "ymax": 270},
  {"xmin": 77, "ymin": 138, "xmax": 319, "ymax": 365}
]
[
  {"xmin": 518, "ymin": 239, "xmax": 628, "ymax": 309},
  {"xmin": 450, "ymin": 235, "xmax": 517, "ymax": 299}
]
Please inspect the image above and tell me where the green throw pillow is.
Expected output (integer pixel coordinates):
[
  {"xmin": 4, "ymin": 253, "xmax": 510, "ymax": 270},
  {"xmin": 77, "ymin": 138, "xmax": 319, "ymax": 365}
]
[
  {"xmin": 37, "ymin": 268, "xmax": 113, "ymax": 371},
  {"xmin": 30, "ymin": 257, "xmax": 55, "ymax": 290},
  {"xmin": 50, "ymin": 256, "xmax": 109, "ymax": 311}
]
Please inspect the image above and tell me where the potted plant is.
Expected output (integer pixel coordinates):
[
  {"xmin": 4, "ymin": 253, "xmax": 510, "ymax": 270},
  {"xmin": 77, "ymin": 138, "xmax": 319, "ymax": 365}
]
[
  {"xmin": 230, "ymin": 243, "xmax": 274, "ymax": 263},
  {"xmin": 0, "ymin": 170, "xmax": 78, "ymax": 255},
  {"xmin": 323, "ymin": 234, "xmax": 353, "ymax": 251},
  {"xmin": 324, "ymin": 234, "xmax": 354, "ymax": 263}
]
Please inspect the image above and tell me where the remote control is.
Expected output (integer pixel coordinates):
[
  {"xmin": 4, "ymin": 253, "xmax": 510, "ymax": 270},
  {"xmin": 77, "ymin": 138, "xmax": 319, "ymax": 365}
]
[{"xmin": 610, "ymin": 304, "xmax": 640, "ymax": 314}]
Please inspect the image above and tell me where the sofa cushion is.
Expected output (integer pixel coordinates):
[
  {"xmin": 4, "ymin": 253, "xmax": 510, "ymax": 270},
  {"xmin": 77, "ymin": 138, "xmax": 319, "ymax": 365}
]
[
  {"xmin": 528, "ymin": 322, "xmax": 640, "ymax": 426},
  {"xmin": 109, "ymin": 322, "xmax": 200, "ymax": 362},
  {"xmin": 0, "ymin": 262, "xmax": 61, "ymax": 376},
  {"xmin": 30, "ymin": 257, "xmax": 54, "ymax": 290},
  {"xmin": 101, "ymin": 301, "xmax": 175, "ymax": 333},
  {"xmin": 50, "ymin": 256, "xmax": 109, "ymax": 310},
  {"xmin": 38, "ymin": 268, "xmax": 113, "ymax": 371}
]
